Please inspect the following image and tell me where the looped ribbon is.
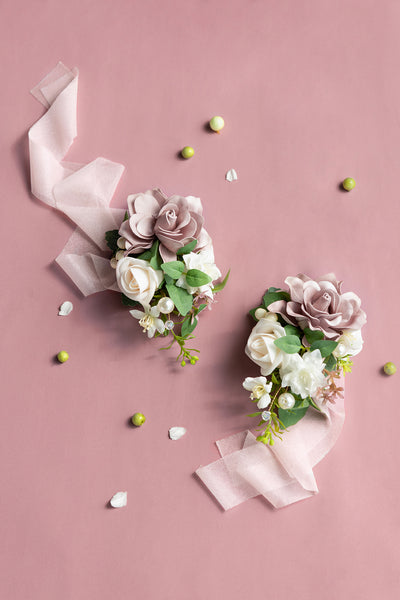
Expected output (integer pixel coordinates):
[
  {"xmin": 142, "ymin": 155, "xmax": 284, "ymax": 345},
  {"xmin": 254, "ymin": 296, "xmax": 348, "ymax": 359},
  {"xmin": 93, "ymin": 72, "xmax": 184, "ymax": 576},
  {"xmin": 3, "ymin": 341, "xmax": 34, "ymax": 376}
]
[
  {"xmin": 29, "ymin": 62, "xmax": 125, "ymax": 295},
  {"xmin": 196, "ymin": 394, "xmax": 344, "ymax": 509}
]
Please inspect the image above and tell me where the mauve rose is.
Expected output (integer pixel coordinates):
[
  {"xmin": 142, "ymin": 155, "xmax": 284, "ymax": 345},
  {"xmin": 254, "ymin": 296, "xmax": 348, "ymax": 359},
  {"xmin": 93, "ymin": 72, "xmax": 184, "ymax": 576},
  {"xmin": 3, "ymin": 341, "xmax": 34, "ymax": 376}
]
[
  {"xmin": 119, "ymin": 189, "xmax": 206, "ymax": 262},
  {"xmin": 268, "ymin": 273, "xmax": 366, "ymax": 340}
]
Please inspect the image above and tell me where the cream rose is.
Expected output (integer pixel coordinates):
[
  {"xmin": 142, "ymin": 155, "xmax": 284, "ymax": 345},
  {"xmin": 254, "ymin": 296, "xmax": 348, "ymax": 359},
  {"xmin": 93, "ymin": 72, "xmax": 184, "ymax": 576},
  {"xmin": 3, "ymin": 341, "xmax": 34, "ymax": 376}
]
[
  {"xmin": 245, "ymin": 316, "xmax": 288, "ymax": 376},
  {"xmin": 116, "ymin": 257, "xmax": 163, "ymax": 307},
  {"xmin": 333, "ymin": 329, "xmax": 363, "ymax": 358}
]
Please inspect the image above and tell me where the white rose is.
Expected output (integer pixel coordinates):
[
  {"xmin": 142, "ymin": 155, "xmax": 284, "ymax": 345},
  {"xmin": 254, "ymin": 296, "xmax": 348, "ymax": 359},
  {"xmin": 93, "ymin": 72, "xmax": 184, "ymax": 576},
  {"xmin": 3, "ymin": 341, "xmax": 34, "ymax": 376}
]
[
  {"xmin": 333, "ymin": 329, "xmax": 363, "ymax": 358},
  {"xmin": 175, "ymin": 246, "xmax": 221, "ymax": 298},
  {"xmin": 116, "ymin": 257, "xmax": 163, "ymax": 307},
  {"xmin": 245, "ymin": 316, "xmax": 288, "ymax": 375},
  {"xmin": 280, "ymin": 349, "xmax": 327, "ymax": 399}
]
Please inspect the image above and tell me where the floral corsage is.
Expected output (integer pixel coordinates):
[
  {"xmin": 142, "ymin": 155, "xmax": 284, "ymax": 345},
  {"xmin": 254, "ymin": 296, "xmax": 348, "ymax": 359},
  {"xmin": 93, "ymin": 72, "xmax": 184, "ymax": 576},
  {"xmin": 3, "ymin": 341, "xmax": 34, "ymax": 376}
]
[
  {"xmin": 107, "ymin": 188, "xmax": 228, "ymax": 365},
  {"xmin": 243, "ymin": 273, "xmax": 366, "ymax": 444}
]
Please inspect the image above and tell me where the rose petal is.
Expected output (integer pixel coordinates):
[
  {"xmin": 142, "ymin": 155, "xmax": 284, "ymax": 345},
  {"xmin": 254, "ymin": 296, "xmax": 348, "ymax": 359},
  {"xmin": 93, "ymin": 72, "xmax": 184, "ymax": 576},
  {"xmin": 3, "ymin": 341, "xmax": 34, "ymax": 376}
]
[
  {"xmin": 168, "ymin": 426, "xmax": 187, "ymax": 440},
  {"xmin": 110, "ymin": 491, "xmax": 127, "ymax": 508},
  {"xmin": 58, "ymin": 301, "xmax": 73, "ymax": 316},
  {"xmin": 225, "ymin": 168, "xmax": 238, "ymax": 182}
]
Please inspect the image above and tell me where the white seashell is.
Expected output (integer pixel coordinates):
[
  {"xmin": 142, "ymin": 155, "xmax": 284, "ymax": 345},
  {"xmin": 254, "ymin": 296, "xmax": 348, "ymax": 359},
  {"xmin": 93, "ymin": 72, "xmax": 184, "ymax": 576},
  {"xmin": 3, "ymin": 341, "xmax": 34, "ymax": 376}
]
[
  {"xmin": 225, "ymin": 168, "xmax": 238, "ymax": 182},
  {"xmin": 168, "ymin": 426, "xmax": 187, "ymax": 440},
  {"xmin": 110, "ymin": 491, "xmax": 127, "ymax": 508},
  {"xmin": 58, "ymin": 301, "xmax": 73, "ymax": 316}
]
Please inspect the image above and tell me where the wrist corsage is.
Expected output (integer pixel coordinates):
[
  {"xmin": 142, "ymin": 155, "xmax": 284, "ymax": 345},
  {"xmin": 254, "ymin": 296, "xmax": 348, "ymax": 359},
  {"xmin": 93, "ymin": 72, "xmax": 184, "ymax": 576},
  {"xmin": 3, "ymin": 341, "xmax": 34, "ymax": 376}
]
[
  {"xmin": 107, "ymin": 189, "xmax": 229, "ymax": 364},
  {"xmin": 244, "ymin": 273, "xmax": 366, "ymax": 444}
]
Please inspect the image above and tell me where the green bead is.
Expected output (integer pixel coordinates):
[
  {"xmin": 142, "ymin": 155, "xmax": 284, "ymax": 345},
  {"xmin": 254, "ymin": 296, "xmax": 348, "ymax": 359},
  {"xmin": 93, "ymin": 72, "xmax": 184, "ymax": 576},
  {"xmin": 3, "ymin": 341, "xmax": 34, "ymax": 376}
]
[
  {"xmin": 209, "ymin": 116, "xmax": 225, "ymax": 132},
  {"xmin": 57, "ymin": 351, "xmax": 69, "ymax": 363},
  {"xmin": 131, "ymin": 412, "xmax": 146, "ymax": 426},
  {"xmin": 383, "ymin": 362, "xmax": 397, "ymax": 375},
  {"xmin": 181, "ymin": 146, "xmax": 195, "ymax": 159},
  {"xmin": 342, "ymin": 177, "xmax": 356, "ymax": 191}
]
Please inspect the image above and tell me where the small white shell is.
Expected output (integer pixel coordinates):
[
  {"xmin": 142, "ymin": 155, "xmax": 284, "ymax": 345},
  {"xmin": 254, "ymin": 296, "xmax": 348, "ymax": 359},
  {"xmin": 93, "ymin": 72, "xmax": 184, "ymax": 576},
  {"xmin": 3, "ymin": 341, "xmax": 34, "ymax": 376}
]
[
  {"xmin": 225, "ymin": 168, "xmax": 238, "ymax": 182},
  {"xmin": 168, "ymin": 426, "xmax": 187, "ymax": 441},
  {"xmin": 58, "ymin": 301, "xmax": 73, "ymax": 316},
  {"xmin": 110, "ymin": 491, "xmax": 127, "ymax": 508}
]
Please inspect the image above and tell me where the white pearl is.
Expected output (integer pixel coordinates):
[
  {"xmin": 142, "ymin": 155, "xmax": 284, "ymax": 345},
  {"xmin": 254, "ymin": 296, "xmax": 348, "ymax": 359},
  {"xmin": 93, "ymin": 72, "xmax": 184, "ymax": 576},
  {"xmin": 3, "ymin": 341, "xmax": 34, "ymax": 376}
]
[
  {"xmin": 255, "ymin": 308, "xmax": 267, "ymax": 320},
  {"xmin": 261, "ymin": 411, "xmax": 271, "ymax": 421},
  {"xmin": 278, "ymin": 392, "xmax": 296, "ymax": 410},
  {"xmin": 264, "ymin": 312, "xmax": 278, "ymax": 322},
  {"xmin": 158, "ymin": 297, "xmax": 175, "ymax": 314},
  {"xmin": 110, "ymin": 258, "xmax": 118, "ymax": 269},
  {"xmin": 115, "ymin": 250, "xmax": 125, "ymax": 261},
  {"xmin": 117, "ymin": 237, "xmax": 126, "ymax": 249}
]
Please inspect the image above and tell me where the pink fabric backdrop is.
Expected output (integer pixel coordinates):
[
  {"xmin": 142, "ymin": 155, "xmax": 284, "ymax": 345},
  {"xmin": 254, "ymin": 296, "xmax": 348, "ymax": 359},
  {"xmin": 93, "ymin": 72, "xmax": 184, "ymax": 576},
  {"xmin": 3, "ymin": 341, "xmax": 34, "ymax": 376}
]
[{"xmin": 1, "ymin": 1, "xmax": 399, "ymax": 598}]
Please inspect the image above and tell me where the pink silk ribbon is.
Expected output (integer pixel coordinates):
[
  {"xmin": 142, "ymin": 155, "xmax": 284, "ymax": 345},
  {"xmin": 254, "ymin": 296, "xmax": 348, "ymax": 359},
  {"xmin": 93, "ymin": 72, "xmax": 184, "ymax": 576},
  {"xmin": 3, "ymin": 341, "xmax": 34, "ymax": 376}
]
[
  {"xmin": 29, "ymin": 62, "xmax": 126, "ymax": 295},
  {"xmin": 196, "ymin": 394, "xmax": 344, "ymax": 509}
]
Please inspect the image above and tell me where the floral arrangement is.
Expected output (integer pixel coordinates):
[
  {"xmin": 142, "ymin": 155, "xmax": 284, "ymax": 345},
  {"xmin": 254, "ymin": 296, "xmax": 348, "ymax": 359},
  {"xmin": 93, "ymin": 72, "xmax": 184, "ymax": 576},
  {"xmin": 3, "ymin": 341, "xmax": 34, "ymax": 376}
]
[
  {"xmin": 106, "ymin": 188, "xmax": 228, "ymax": 365},
  {"xmin": 243, "ymin": 274, "xmax": 366, "ymax": 445}
]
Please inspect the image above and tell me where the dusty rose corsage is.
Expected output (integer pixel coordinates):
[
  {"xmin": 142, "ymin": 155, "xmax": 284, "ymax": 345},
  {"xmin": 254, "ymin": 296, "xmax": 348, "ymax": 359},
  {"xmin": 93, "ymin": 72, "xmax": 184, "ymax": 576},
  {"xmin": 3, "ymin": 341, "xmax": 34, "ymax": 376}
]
[
  {"xmin": 244, "ymin": 273, "xmax": 366, "ymax": 444},
  {"xmin": 107, "ymin": 189, "xmax": 229, "ymax": 365}
]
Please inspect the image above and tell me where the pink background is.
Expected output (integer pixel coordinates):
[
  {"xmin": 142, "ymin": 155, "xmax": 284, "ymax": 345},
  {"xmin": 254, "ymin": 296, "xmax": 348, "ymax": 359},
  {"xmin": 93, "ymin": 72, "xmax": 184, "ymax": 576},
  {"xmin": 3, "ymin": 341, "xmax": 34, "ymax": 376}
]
[{"xmin": 1, "ymin": 0, "xmax": 400, "ymax": 598}]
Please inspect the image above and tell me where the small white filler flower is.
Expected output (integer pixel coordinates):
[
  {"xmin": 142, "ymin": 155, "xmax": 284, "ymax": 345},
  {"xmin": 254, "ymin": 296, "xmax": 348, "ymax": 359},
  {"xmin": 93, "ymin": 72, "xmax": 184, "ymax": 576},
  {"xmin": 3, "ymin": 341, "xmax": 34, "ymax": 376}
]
[
  {"xmin": 130, "ymin": 306, "xmax": 165, "ymax": 338},
  {"xmin": 242, "ymin": 376, "xmax": 273, "ymax": 409}
]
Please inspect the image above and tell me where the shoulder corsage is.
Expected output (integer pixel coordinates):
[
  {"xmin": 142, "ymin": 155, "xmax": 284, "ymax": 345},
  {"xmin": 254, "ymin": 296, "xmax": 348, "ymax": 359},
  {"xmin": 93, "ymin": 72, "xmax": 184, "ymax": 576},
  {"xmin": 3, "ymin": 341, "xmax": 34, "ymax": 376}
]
[{"xmin": 244, "ymin": 273, "xmax": 366, "ymax": 444}]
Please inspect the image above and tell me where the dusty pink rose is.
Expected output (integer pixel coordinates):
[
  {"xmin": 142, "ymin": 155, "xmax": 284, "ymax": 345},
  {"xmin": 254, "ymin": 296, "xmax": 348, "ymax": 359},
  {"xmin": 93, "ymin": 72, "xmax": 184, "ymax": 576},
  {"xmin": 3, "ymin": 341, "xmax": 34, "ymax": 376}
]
[
  {"xmin": 268, "ymin": 273, "xmax": 366, "ymax": 340},
  {"xmin": 119, "ymin": 188, "xmax": 207, "ymax": 262}
]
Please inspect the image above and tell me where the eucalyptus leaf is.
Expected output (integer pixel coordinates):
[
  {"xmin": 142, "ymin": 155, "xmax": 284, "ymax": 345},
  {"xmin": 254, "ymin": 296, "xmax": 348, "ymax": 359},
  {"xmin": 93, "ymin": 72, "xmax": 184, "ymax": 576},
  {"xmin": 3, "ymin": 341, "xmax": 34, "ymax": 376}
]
[
  {"xmin": 161, "ymin": 261, "xmax": 185, "ymax": 279},
  {"xmin": 274, "ymin": 335, "xmax": 302, "ymax": 354},
  {"xmin": 278, "ymin": 400, "xmax": 309, "ymax": 428},
  {"xmin": 137, "ymin": 240, "xmax": 162, "ymax": 270},
  {"xmin": 310, "ymin": 339, "xmax": 338, "ymax": 358},
  {"xmin": 166, "ymin": 283, "xmax": 193, "ymax": 316},
  {"xmin": 213, "ymin": 269, "xmax": 230, "ymax": 293},
  {"xmin": 196, "ymin": 304, "xmax": 208, "ymax": 314},
  {"xmin": 186, "ymin": 269, "xmax": 212, "ymax": 288},
  {"xmin": 284, "ymin": 324, "xmax": 301, "ymax": 338},
  {"xmin": 325, "ymin": 354, "xmax": 337, "ymax": 372},
  {"xmin": 304, "ymin": 327, "xmax": 324, "ymax": 345},
  {"xmin": 262, "ymin": 287, "xmax": 290, "ymax": 309},
  {"xmin": 181, "ymin": 316, "xmax": 198, "ymax": 337},
  {"xmin": 105, "ymin": 229, "xmax": 120, "ymax": 253},
  {"xmin": 176, "ymin": 239, "xmax": 197, "ymax": 255}
]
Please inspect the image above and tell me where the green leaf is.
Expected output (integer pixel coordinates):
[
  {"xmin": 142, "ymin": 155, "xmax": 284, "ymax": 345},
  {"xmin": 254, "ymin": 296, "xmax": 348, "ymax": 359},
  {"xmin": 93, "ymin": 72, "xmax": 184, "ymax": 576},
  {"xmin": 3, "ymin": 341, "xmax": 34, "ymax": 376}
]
[
  {"xmin": 284, "ymin": 324, "xmax": 301, "ymax": 338},
  {"xmin": 137, "ymin": 240, "xmax": 162, "ymax": 270},
  {"xmin": 186, "ymin": 269, "xmax": 212, "ymax": 288},
  {"xmin": 121, "ymin": 294, "xmax": 141, "ymax": 308},
  {"xmin": 195, "ymin": 304, "xmax": 207, "ymax": 315},
  {"xmin": 124, "ymin": 211, "xmax": 129, "ymax": 221},
  {"xmin": 271, "ymin": 372, "xmax": 280, "ymax": 385},
  {"xmin": 166, "ymin": 283, "xmax": 193, "ymax": 316},
  {"xmin": 304, "ymin": 327, "xmax": 324, "ymax": 345},
  {"xmin": 278, "ymin": 400, "xmax": 309, "ymax": 428},
  {"xmin": 105, "ymin": 229, "xmax": 120, "ymax": 253},
  {"xmin": 161, "ymin": 261, "xmax": 185, "ymax": 279},
  {"xmin": 310, "ymin": 339, "xmax": 338, "ymax": 358},
  {"xmin": 262, "ymin": 287, "xmax": 290, "ymax": 309},
  {"xmin": 247, "ymin": 412, "xmax": 263, "ymax": 418},
  {"xmin": 325, "ymin": 354, "xmax": 337, "ymax": 372},
  {"xmin": 213, "ymin": 269, "xmax": 230, "ymax": 293},
  {"xmin": 181, "ymin": 315, "xmax": 198, "ymax": 337},
  {"xmin": 274, "ymin": 335, "xmax": 302, "ymax": 354},
  {"xmin": 309, "ymin": 398, "xmax": 322, "ymax": 412},
  {"xmin": 176, "ymin": 239, "xmax": 197, "ymax": 255}
]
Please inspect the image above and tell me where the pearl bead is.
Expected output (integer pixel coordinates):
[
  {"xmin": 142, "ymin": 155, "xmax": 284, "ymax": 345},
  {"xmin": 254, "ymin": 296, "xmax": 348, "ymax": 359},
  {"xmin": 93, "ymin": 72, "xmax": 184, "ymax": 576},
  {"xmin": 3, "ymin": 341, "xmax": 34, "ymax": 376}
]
[
  {"xmin": 110, "ymin": 258, "xmax": 118, "ymax": 269},
  {"xmin": 209, "ymin": 116, "xmax": 225, "ymax": 132},
  {"xmin": 165, "ymin": 320, "xmax": 174, "ymax": 330},
  {"xmin": 255, "ymin": 308, "xmax": 267, "ymax": 320},
  {"xmin": 158, "ymin": 297, "xmax": 175, "ymax": 314},
  {"xmin": 261, "ymin": 411, "xmax": 271, "ymax": 421},
  {"xmin": 278, "ymin": 392, "xmax": 296, "ymax": 410},
  {"xmin": 115, "ymin": 250, "xmax": 125, "ymax": 261},
  {"xmin": 117, "ymin": 237, "xmax": 126, "ymax": 249}
]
